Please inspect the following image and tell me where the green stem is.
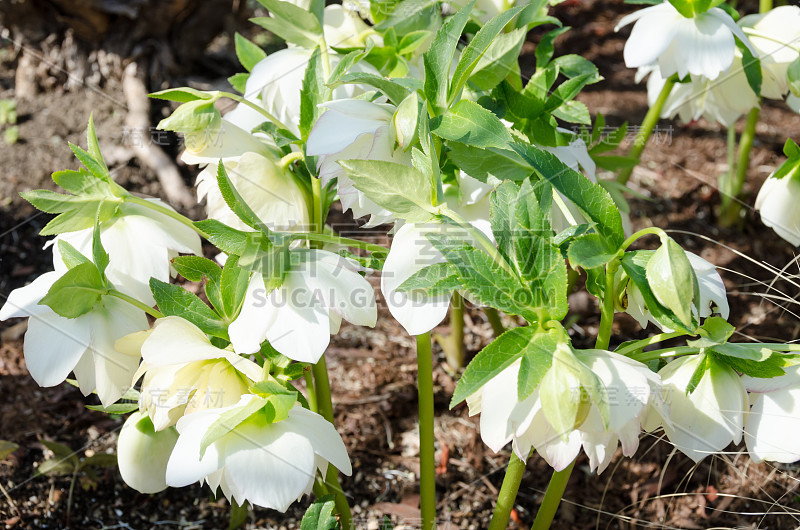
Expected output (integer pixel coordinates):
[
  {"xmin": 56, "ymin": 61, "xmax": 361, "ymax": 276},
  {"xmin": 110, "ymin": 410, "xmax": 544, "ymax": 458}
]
[
  {"xmin": 279, "ymin": 151, "xmax": 304, "ymax": 170},
  {"xmin": 416, "ymin": 332, "xmax": 437, "ymax": 530},
  {"xmin": 760, "ymin": 0, "xmax": 773, "ymax": 11},
  {"xmin": 446, "ymin": 292, "xmax": 465, "ymax": 369},
  {"xmin": 617, "ymin": 76, "xmax": 677, "ymax": 185},
  {"xmin": 290, "ymin": 232, "xmax": 388, "ymax": 254},
  {"xmin": 126, "ymin": 195, "xmax": 208, "ymax": 239},
  {"xmin": 311, "ymin": 358, "xmax": 353, "ymax": 527},
  {"xmin": 615, "ymin": 330, "xmax": 688, "ymax": 356},
  {"xmin": 629, "ymin": 345, "xmax": 700, "ymax": 363},
  {"xmin": 304, "ymin": 369, "xmax": 318, "ymax": 414},
  {"xmin": 620, "ymin": 227, "xmax": 667, "ymax": 251},
  {"xmin": 596, "ymin": 260, "xmax": 619, "ymax": 351},
  {"xmin": 719, "ymin": 125, "xmax": 737, "ymax": 215},
  {"xmin": 719, "ymin": 106, "xmax": 760, "ymax": 227},
  {"xmin": 218, "ymin": 91, "xmax": 287, "ymax": 131},
  {"xmin": 530, "ymin": 461, "xmax": 576, "ymax": 530},
  {"xmin": 107, "ymin": 289, "xmax": 164, "ymax": 318},
  {"xmin": 484, "ymin": 308, "xmax": 505, "ymax": 337},
  {"xmin": 488, "ymin": 452, "xmax": 527, "ymax": 530}
]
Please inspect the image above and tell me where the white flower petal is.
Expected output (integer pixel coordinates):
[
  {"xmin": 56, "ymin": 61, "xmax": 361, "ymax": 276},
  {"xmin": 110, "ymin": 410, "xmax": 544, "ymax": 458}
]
[
  {"xmin": 23, "ymin": 310, "xmax": 91, "ymax": 388},
  {"xmin": 745, "ymin": 387, "xmax": 800, "ymax": 463},
  {"xmin": 0, "ymin": 271, "xmax": 61, "ymax": 320},
  {"xmin": 118, "ymin": 412, "xmax": 179, "ymax": 493}
]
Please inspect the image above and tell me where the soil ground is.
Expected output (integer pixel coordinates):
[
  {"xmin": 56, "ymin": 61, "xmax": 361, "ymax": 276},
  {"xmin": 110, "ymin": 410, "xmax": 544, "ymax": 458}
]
[{"xmin": 2, "ymin": 1, "xmax": 800, "ymax": 529}]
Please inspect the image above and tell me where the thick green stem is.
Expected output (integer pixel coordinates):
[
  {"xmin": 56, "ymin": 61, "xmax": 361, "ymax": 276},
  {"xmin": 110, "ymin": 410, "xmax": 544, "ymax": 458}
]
[
  {"xmin": 484, "ymin": 307, "xmax": 505, "ymax": 337},
  {"xmin": 444, "ymin": 292, "xmax": 465, "ymax": 369},
  {"xmin": 760, "ymin": 0, "xmax": 773, "ymax": 11},
  {"xmin": 107, "ymin": 289, "xmax": 164, "ymax": 318},
  {"xmin": 311, "ymin": 358, "xmax": 353, "ymax": 528},
  {"xmin": 620, "ymin": 227, "xmax": 667, "ymax": 251},
  {"xmin": 530, "ymin": 461, "xmax": 576, "ymax": 530},
  {"xmin": 596, "ymin": 260, "xmax": 619, "ymax": 351},
  {"xmin": 304, "ymin": 369, "xmax": 319, "ymax": 414},
  {"xmin": 617, "ymin": 77, "xmax": 677, "ymax": 185},
  {"xmin": 416, "ymin": 332, "xmax": 437, "ymax": 530},
  {"xmin": 488, "ymin": 452, "xmax": 527, "ymax": 530},
  {"xmin": 719, "ymin": 106, "xmax": 760, "ymax": 227}
]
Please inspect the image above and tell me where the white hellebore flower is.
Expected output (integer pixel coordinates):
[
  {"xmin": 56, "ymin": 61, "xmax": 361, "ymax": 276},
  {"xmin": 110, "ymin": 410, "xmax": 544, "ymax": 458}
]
[
  {"xmin": 224, "ymin": 49, "xmax": 377, "ymax": 137},
  {"xmin": 755, "ymin": 173, "xmax": 800, "ymax": 246},
  {"xmin": 467, "ymin": 348, "xmax": 659, "ymax": 473},
  {"xmin": 307, "ymin": 98, "xmax": 411, "ymax": 227},
  {"xmin": 0, "ymin": 269, "xmax": 148, "ymax": 406},
  {"xmin": 742, "ymin": 364, "xmax": 800, "ymax": 463},
  {"xmin": 166, "ymin": 395, "xmax": 352, "ymax": 511},
  {"xmin": 51, "ymin": 199, "xmax": 202, "ymax": 307},
  {"xmin": 625, "ymin": 251, "xmax": 729, "ymax": 330},
  {"xmin": 117, "ymin": 411, "xmax": 179, "ymax": 494},
  {"xmin": 646, "ymin": 354, "xmax": 747, "ymax": 462},
  {"xmin": 381, "ymin": 222, "xmax": 480, "ymax": 336},
  {"xmin": 616, "ymin": 2, "xmax": 754, "ymax": 81},
  {"xmin": 740, "ymin": 6, "xmax": 800, "ymax": 99},
  {"xmin": 196, "ymin": 152, "xmax": 310, "ymax": 232},
  {"xmin": 120, "ymin": 316, "xmax": 262, "ymax": 431},
  {"xmin": 229, "ymin": 249, "xmax": 377, "ymax": 363}
]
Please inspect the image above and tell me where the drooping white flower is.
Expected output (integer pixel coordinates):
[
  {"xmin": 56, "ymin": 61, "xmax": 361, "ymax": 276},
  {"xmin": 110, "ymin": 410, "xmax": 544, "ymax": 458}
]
[
  {"xmin": 616, "ymin": 2, "xmax": 754, "ymax": 81},
  {"xmin": 117, "ymin": 411, "xmax": 179, "ymax": 494},
  {"xmin": 165, "ymin": 395, "xmax": 352, "ymax": 511},
  {"xmin": 181, "ymin": 117, "xmax": 276, "ymax": 166},
  {"xmin": 223, "ymin": 49, "xmax": 378, "ymax": 137},
  {"xmin": 323, "ymin": 5, "xmax": 375, "ymax": 49},
  {"xmin": 645, "ymin": 354, "xmax": 747, "ymax": 462},
  {"xmin": 229, "ymin": 249, "xmax": 377, "ymax": 363},
  {"xmin": 0, "ymin": 270, "xmax": 148, "ymax": 406},
  {"xmin": 624, "ymin": 251, "xmax": 729, "ymax": 330},
  {"xmin": 307, "ymin": 98, "xmax": 412, "ymax": 227},
  {"xmin": 755, "ymin": 173, "xmax": 800, "ymax": 246},
  {"xmin": 119, "ymin": 316, "xmax": 262, "ymax": 431},
  {"xmin": 195, "ymin": 152, "xmax": 310, "ymax": 232},
  {"xmin": 742, "ymin": 364, "xmax": 800, "ymax": 463},
  {"xmin": 467, "ymin": 348, "xmax": 659, "ymax": 473},
  {"xmin": 51, "ymin": 199, "xmax": 202, "ymax": 307},
  {"xmin": 740, "ymin": 6, "xmax": 800, "ymax": 99}
]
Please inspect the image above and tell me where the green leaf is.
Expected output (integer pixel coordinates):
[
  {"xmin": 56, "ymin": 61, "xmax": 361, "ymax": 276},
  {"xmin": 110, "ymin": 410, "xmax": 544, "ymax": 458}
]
[
  {"xmin": 534, "ymin": 26, "xmax": 570, "ymax": 68},
  {"xmin": 157, "ymin": 99, "xmax": 221, "ymax": 135},
  {"xmin": 194, "ymin": 219, "xmax": 253, "ymax": 257},
  {"xmin": 300, "ymin": 47, "xmax": 326, "ymax": 139},
  {"xmin": 78, "ymin": 453, "xmax": 117, "ymax": 470},
  {"xmin": 86, "ymin": 115, "xmax": 108, "ymax": 175},
  {"xmin": 567, "ymin": 233, "xmax": 618, "ymax": 269},
  {"xmin": 552, "ymin": 100, "xmax": 591, "ymax": 125},
  {"xmin": 338, "ymin": 159, "xmax": 436, "ymax": 222},
  {"xmin": 432, "ymin": 100, "xmax": 514, "ymax": 149},
  {"xmin": 551, "ymin": 54, "xmax": 602, "ymax": 83},
  {"xmin": 216, "ymin": 163, "xmax": 272, "ymax": 235},
  {"xmin": 787, "ymin": 56, "xmax": 800, "ymax": 97},
  {"xmin": 69, "ymin": 143, "xmax": 108, "ymax": 183},
  {"xmin": 469, "ymin": 27, "xmax": 526, "ymax": 92},
  {"xmin": 646, "ymin": 237, "xmax": 697, "ymax": 329},
  {"xmin": 149, "ymin": 278, "xmax": 229, "ymax": 340},
  {"xmin": 39, "ymin": 262, "xmax": 104, "ymax": 318},
  {"xmin": 620, "ymin": 251, "xmax": 692, "ymax": 333},
  {"xmin": 375, "ymin": 0, "xmax": 439, "ymax": 30},
  {"xmin": 398, "ymin": 30, "xmax": 431, "ymax": 55},
  {"xmin": 544, "ymin": 73, "xmax": 593, "ymax": 113},
  {"xmin": 234, "ymin": 33, "xmax": 267, "ymax": 72},
  {"xmin": 449, "ymin": 7, "xmax": 523, "ymax": 104},
  {"xmin": 0, "ymin": 441, "xmax": 19, "ymax": 461},
  {"xmin": 715, "ymin": 350, "xmax": 788, "ymax": 378},
  {"xmin": 172, "ymin": 255, "xmax": 225, "ymax": 314},
  {"xmin": 427, "ymin": 233, "xmax": 540, "ymax": 322},
  {"xmin": 490, "ymin": 181, "xmax": 520, "ymax": 262},
  {"xmin": 57, "ymin": 240, "xmax": 91, "ymax": 269},
  {"xmin": 149, "ymin": 87, "xmax": 216, "ymax": 103},
  {"xmin": 686, "ymin": 316, "xmax": 734, "ymax": 348},
  {"xmin": 251, "ymin": 0, "xmax": 323, "ymax": 48},
  {"xmin": 40, "ymin": 441, "xmax": 79, "ymax": 469},
  {"xmin": 335, "ymin": 72, "xmax": 414, "ymax": 105},
  {"xmin": 229, "ymin": 499, "xmax": 250, "ymax": 530},
  {"xmin": 92, "ymin": 213, "xmax": 109, "ymax": 279},
  {"xmin": 447, "ymin": 143, "xmax": 533, "ymax": 182},
  {"xmin": 21, "ymin": 189, "xmax": 82, "ymax": 214},
  {"xmin": 327, "ymin": 44, "xmax": 374, "ymax": 85},
  {"xmin": 423, "ymin": 0, "xmax": 474, "ymax": 113},
  {"xmin": 396, "ymin": 262, "xmax": 461, "ymax": 296},
  {"xmin": 221, "ymin": 255, "xmax": 251, "ymax": 320},
  {"xmin": 200, "ymin": 395, "xmax": 269, "ymax": 457},
  {"xmin": 52, "ymin": 169, "xmax": 110, "ymax": 196},
  {"xmin": 451, "ymin": 325, "xmax": 536, "ymax": 406},
  {"xmin": 301, "ymin": 495, "xmax": 339, "ymax": 530},
  {"xmin": 686, "ymin": 353, "xmax": 711, "ymax": 394},
  {"xmin": 517, "ymin": 326, "xmax": 564, "ymax": 400},
  {"xmin": 513, "ymin": 143, "xmax": 625, "ymax": 248},
  {"xmin": 85, "ymin": 402, "xmax": 140, "ymax": 414},
  {"xmin": 228, "ymin": 72, "xmax": 249, "ymax": 93},
  {"xmin": 737, "ymin": 37, "xmax": 762, "ymax": 96}
]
